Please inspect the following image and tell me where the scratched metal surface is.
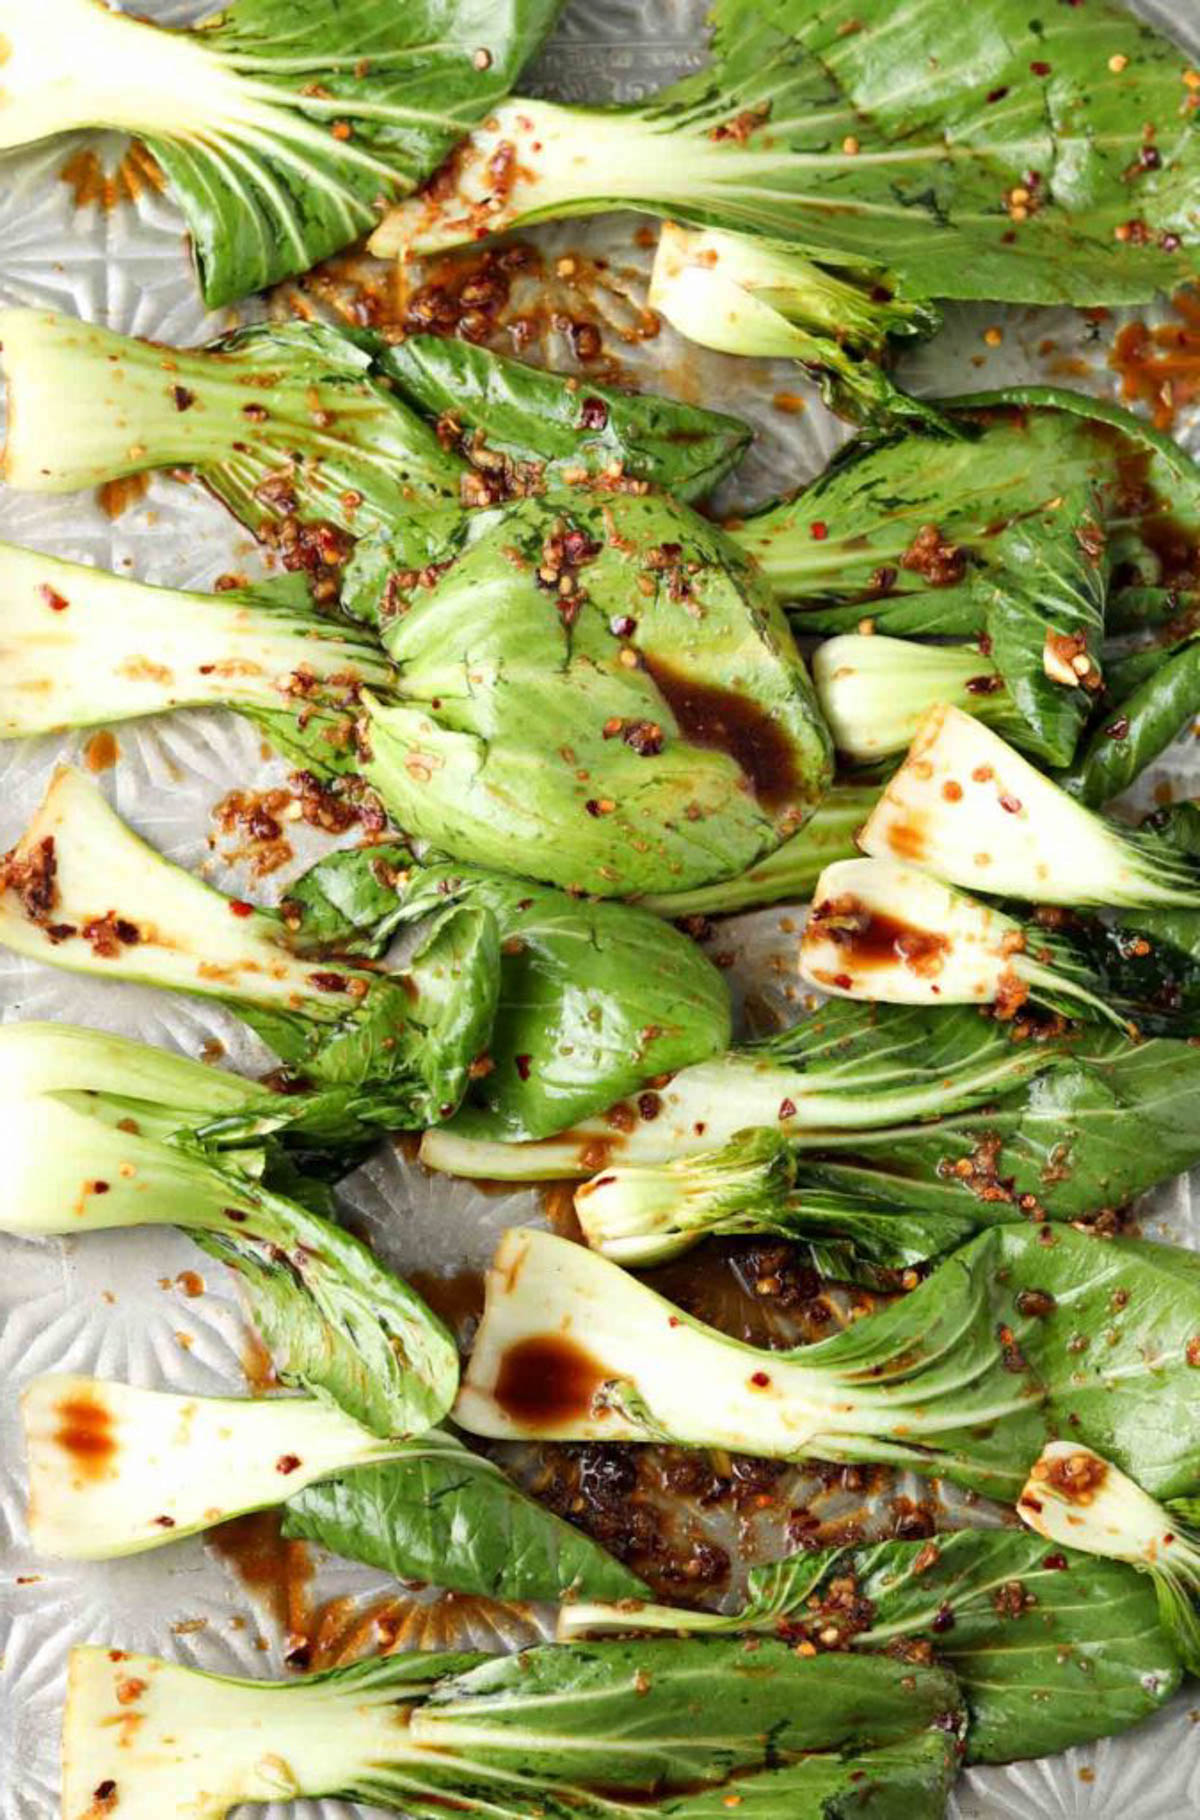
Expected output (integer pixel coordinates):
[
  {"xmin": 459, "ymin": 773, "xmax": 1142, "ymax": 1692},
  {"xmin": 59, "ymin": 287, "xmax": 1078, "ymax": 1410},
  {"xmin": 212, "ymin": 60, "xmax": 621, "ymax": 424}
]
[{"xmin": 2, "ymin": 2, "xmax": 1200, "ymax": 1816}]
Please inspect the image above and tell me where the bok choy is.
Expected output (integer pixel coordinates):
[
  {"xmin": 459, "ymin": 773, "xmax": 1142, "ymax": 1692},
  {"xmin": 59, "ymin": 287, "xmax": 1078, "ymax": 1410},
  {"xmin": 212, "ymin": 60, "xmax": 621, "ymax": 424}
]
[
  {"xmin": 0, "ymin": 1022, "xmax": 458, "ymax": 1434},
  {"xmin": 0, "ymin": 0, "xmax": 561, "ymax": 305},
  {"xmin": 1019, "ymin": 1441, "xmax": 1200, "ymax": 1675},
  {"xmin": 647, "ymin": 223, "xmax": 945, "ymax": 429},
  {"xmin": 22, "ymin": 1375, "xmax": 646, "ymax": 1602},
  {"xmin": 861, "ymin": 704, "xmax": 1200, "ymax": 908},
  {"xmin": 352, "ymin": 487, "xmax": 832, "ymax": 897},
  {"xmin": 372, "ymin": 0, "xmax": 1200, "ymax": 303},
  {"xmin": 420, "ymin": 996, "xmax": 1101, "ymax": 1180},
  {"xmin": 0, "ymin": 765, "xmax": 498, "ymax": 1115},
  {"xmin": 557, "ymin": 1527, "xmax": 1183, "ymax": 1764},
  {"xmin": 61, "ymin": 1641, "xmax": 964, "ymax": 1820},
  {"xmin": 282, "ymin": 847, "xmax": 732, "ymax": 1139},
  {"xmin": 0, "ymin": 541, "xmax": 392, "ymax": 773},
  {"xmin": 800, "ymin": 857, "xmax": 1117, "ymax": 1024},
  {"xmin": 0, "ymin": 311, "xmax": 750, "ymax": 536},
  {"xmin": 456, "ymin": 1222, "xmax": 1200, "ymax": 1501}
]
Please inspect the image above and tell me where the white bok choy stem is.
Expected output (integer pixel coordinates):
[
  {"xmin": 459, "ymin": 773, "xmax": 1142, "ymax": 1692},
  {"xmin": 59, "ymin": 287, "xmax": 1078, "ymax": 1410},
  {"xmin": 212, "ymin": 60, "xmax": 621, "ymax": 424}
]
[
  {"xmin": 22, "ymin": 1376, "xmax": 401, "ymax": 1559},
  {"xmin": 1018, "ymin": 1440, "xmax": 1200, "ymax": 1672},
  {"xmin": 861, "ymin": 704, "xmax": 1200, "ymax": 907},
  {"xmin": 0, "ymin": 765, "xmax": 364, "ymax": 1018},
  {"xmin": 812, "ymin": 635, "xmax": 1013, "ymax": 763},
  {"xmin": 800, "ymin": 857, "xmax": 1117, "ymax": 1022},
  {"xmin": 0, "ymin": 539, "xmax": 392, "ymax": 737}
]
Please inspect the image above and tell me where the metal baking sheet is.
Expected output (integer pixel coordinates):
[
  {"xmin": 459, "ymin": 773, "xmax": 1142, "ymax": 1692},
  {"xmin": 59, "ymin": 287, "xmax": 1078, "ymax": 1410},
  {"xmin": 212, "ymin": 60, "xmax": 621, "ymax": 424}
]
[{"xmin": 3, "ymin": 1, "xmax": 1200, "ymax": 1815}]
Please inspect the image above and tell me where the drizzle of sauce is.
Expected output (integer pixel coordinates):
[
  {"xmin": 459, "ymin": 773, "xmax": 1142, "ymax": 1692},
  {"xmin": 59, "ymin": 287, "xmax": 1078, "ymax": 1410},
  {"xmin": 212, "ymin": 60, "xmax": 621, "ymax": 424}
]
[
  {"xmin": 83, "ymin": 730, "xmax": 119, "ymax": 774},
  {"xmin": 809, "ymin": 900, "xmax": 949, "ymax": 977},
  {"xmin": 640, "ymin": 653, "xmax": 800, "ymax": 811},
  {"xmin": 304, "ymin": 1589, "xmax": 538, "ymax": 1669},
  {"xmin": 885, "ymin": 817, "xmax": 928, "ymax": 863},
  {"xmin": 492, "ymin": 1333, "xmax": 612, "ymax": 1428},
  {"xmin": 207, "ymin": 1511, "xmax": 313, "ymax": 1654},
  {"xmin": 54, "ymin": 1394, "xmax": 116, "ymax": 1478},
  {"xmin": 1110, "ymin": 288, "xmax": 1200, "ymax": 432},
  {"xmin": 408, "ymin": 1267, "xmax": 485, "ymax": 1339},
  {"xmin": 96, "ymin": 474, "xmax": 150, "ymax": 520},
  {"xmin": 59, "ymin": 144, "xmax": 165, "ymax": 211},
  {"xmin": 539, "ymin": 1180, "xmax": 584, "ymax": 1242}
]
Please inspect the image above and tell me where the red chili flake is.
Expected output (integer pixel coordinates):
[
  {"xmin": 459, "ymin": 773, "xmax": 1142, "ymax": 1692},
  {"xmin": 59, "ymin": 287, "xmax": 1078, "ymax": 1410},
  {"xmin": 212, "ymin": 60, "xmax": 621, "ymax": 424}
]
[
  {"xmin": 999, "ymin": 794, "xmax": 1022, "ymax": 814},
  {"xmin": 38, "ymin": 584, "xmax": 69, "ymax": 612},
  {"xmin": 1160, "ymin": 232, "xmax": 1182, "ymax": 253},
  {"xmin": 152, "ymin": 1515, "xmax": 176, "ymax": 1528},
  {"xmin": 1104, "ymin": 717, "xmax": 1130, "ymax": 741},
  {"xmin": 515, "ymin": 1054, "xmax": 532, "ymax": 1080},
  {"xmin": 986, "ymin": 85, "xmax": 1010, "ymax": 102},
  {"xmin": 1043, "ymin": 1552, "xmax": 1069, "ymax": 1570},
  {"xmin": 609, "ymin": 614, "xmax": 638, "ymax": 638},
  {"xmin": 229, "ymin": 900, "xmax": 254, "ymax": 918},
  {"xmin": 172, "ymin": 385, "xmax": 195, "ymax": 412},
  {"xmin": 930, "ymin": 1604, "xmax": 956, "ymax": 1632},
  {"xmin": 1030, "ymin": 60, "xmax": 1052, "ymax": 75},
  {"xmin": 1139, "ymin": 145, "xmax": 1162, "ymax": 171},
  {"xmin": 965, "ymin": 674, "xmax": 1003, "ymax": 696},
  {"xmin": 749, "ymin": 1370, "xmax": 771, "ymax": 1387},
  {"xmin": 832, "ymin": 972, "xmax": 853, "ymax": 989},
  {"xmin": 93, "ymin": 1784, "xmax": 117, "ymax": 1806},
  {"xmin": 579, "ymin": 396, "xmax": 609, "ymax": 430},
  {"xmin": 276, "ymin": 1454, "xmax": 302, "ymax": 1475},
  {"xmin": 309, "ymin": 970, "xmax": 349, "ymax": 993},
  {"xmin": 810, "ymin": 521, "xmax": 829, "ymax": 541},
  {"xmin": 778, "ymin": 1097, "xmax": 797, "ymax": 1119},
  {"xmin": 91, "ymin": 1181, "xmax": 110, "ymax": 1195},
  {"xmin": 637, "ymin": 1091, "xmax": 662, "ymax": 1120},
  {"xmin": 224, "ymin": 1207, "xmax": 248, "ymax": 1223}
]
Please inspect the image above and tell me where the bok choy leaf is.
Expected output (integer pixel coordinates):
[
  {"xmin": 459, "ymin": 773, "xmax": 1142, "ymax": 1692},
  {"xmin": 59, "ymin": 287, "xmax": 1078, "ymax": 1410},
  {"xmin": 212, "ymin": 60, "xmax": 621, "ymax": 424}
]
[
  {"xmin": 457, "ymin": 1222, "xmax": 1200, "ymax": 1502},
  {"xmin": 355, "ymin": 488, "xmax": 832, "ymax": 897},
  {"xmin": 0, "ymin": 310, "xmax": 751, "ymax": 538},
  {"xmin": 22, "ymin": 1376, "xmax": 646, "ymax": 1602},
  {"xmin": 283, "ymin": 848, "xmax": 733, "ymax": 1140},
  {"xmin": 0, "ymin": 0, "xmax": 561, "ymax": 306},
  {"xmin": 0, "ymin": 541, "xmax": 392, "ymax": 774},
  {"xmin": 60, "ymin": 1641, "xmax": 964, "ymax": 1820},
  {"xmin": 557, "ymin": 1527, "xmax": 1183, "ymax": 1764},
  {"xmin": 647, "ymin": 223, "xmax": 947, "ymax": 430},
  {"xmin": 372, "ymin": 0, "xmax": 1200, "ymax": 307},
  {"xmin": 1019, "ymin": 1441, "xmax": 1200, "ymax": 1674},
  {"xmin": 0, "ymin": 765, "xmax": 498, "ymax": 1117},
  {"xmin": 0, "ymin": 1027, "xmax": 458, "ymax": 1434},
  {"xmin": 860, "ymin": 704, "xmax": 1200, "ymax": 908}
]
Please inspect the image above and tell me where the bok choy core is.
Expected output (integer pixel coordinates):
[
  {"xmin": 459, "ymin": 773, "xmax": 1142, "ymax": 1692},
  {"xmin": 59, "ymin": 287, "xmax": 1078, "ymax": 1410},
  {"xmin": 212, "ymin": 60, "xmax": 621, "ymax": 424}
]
[
  {"xmin": 0, "ymin": 0, "xmax": 560, "ymax": 305},
  {"xmin": 456, "ymin": 1222, "xmax": 1200, "ymax": 1501},
  {"xmin": 356, "ymin": 488, "xmax": 833, "ymax": 897},
  {"xmin": 22, "ymin": 1376, "xmax": 646, "ymax": 1602},
  {"xmin": 22, "ymin": 1377, "xmax": 403, "ymax": 1557},
  {"xmin": 61, "ymin": 1641, "xmax": 964, "ymax": 1820},
  {"xmin": 861, "ymin": 704, "xmax": 1200, "ymax": 908},
  {"xmin": 372, "ymin": 0, "xmax": 1199, "ymax": 306},
  {"xmin": 0, "ymin": 1022, "xmax": 458, "ymax": 1434},
  {"xmin": 647, "ymin": 223, "xmax": 944, "ymax": 428},
  {"xmin": 1019, "ymin": 1441, "xmax": 1200, "ymax": 1675},
  {"xmin": 0, "ymin": 541, "xmax": 392, "ymax": 772},
  {"xmin": 800, "ymin": 858, "xmax": 1117, "ymax": 1024},
  {"xmin": 0, "ymin": 766, "xmax": 499, "ymax": 1115},
  {"xmin": 556, "ymin": 1528, "xmax": 1184, "ymax": 1764}
]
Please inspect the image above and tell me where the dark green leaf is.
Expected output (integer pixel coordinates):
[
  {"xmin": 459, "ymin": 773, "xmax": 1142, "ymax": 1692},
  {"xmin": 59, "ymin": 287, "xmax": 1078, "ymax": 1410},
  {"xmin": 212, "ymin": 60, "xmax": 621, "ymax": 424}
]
[
  {"xmin": 380, "ymin": 336, "xmax": 752, "ymax": 503},
  {"xmin": 284, "ymin": 1427, "xmax": 648, "ymax": 1601},
  {"xmin": 1066, "ymin": 635, "xmax": 1200, "ymax": 806},
  {"xmin": 147, "ymin": 0, "xmax": 562, "ymax": 305}
]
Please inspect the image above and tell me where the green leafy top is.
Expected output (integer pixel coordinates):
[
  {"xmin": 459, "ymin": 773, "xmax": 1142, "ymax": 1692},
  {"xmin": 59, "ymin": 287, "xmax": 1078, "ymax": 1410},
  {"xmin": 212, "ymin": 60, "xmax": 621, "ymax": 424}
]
[
  {"xmin": 285, "ymin": 847, "xmax": 733, "ymax": 1139},
  {"xmin": 0, "ymin": 0, "xmax": 562, "ymax": 306},
  {"xmin": 356, "ymin": 488, "xmax": 832, "ymax": 897},
  {"xmin": 560, "ymin": 1528, "xmax": 1183, "ymax": 1766},
  {"xmin": 374, "ymin": 0, "xmax": 1200, "ymax": 305}
]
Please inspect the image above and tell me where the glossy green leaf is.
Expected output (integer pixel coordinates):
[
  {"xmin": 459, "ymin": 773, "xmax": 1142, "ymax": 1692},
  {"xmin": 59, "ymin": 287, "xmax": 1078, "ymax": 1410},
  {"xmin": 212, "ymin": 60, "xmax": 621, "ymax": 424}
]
[{"xmin": 285, "ymin": 1428, "xmax": 648, "ymax": 1602}]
